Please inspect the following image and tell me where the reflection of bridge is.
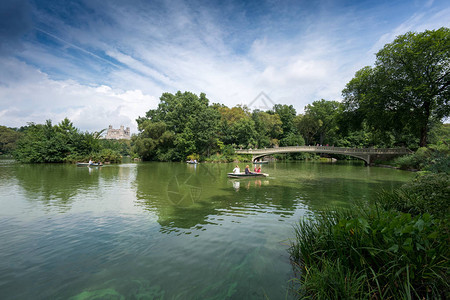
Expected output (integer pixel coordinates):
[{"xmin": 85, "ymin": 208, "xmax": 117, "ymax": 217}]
[{"xmin": 235, "ymin": 146, "xmax": 411, "ymax": 165}]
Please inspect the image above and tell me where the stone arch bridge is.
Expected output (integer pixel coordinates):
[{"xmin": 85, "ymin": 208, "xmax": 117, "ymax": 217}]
[{"xmin": 235, "ymin": 146, "xmax": 411, "ymax": 165}]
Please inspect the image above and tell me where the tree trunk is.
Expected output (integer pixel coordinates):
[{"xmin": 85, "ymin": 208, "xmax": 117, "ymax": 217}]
[
  {"xmin": 419, "ymin": 125, "xmax": 428, "ymax": 147},
  {"xmin": 419, "ymin": 100, "xmax": 431, "ymax": 147}
]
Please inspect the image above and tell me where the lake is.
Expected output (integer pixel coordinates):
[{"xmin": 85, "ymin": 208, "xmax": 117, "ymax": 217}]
[{"xmin": 0, "ymin": 159, "xmax": 414, "ymax": 299}]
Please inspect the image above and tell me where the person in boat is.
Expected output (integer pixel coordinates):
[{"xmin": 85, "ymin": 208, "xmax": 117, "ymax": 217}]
[
  {"xmin": 257, "ymin": 167, "xmax": 261, "ymax": 173},
  {"xmin": 244, "ymin": 165, "xmax": 251, "ymax": 174},
  {"xmin": 88, "ymin": 158, "xmax": 93, "ymax": 165},
  {"xmin": 232, "ymin": 165, "xmax": 240, "ymax": 174},
  {"xmin": 254, "ymin": 166, "xmax": 258, "ymax": 172}
]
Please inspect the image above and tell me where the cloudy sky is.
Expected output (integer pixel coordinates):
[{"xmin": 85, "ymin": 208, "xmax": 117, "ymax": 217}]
[{"xmin": 0, "ymin": 0, "xmax": 449, "ymax": 133}]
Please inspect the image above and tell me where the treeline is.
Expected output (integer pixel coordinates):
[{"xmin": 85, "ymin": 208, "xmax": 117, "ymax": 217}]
[
  {"xmin": 6, "ymin": 118, "xmax": 128, "ymax": 163},
  {"xmin": 132, "ymin": 91, "xmax": 307, "ymax": 161},
  {"xmin": 131, "ymin": 91, "xmax": 399, "ymax": 162}
]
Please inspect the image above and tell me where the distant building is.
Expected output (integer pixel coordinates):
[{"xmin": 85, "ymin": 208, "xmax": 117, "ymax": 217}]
[{"xmin": 104, "ymin": 125, "xmax": 131, "ymax": 140}]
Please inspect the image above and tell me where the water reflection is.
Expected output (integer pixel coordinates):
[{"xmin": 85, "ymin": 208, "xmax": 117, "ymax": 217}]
[
  {"xmin": 7, "ymin": 161, "xmax": 413, "ymax": 231},
  {"xmin": 230, "ymin": 178, "xmax": 270, "ymax": 191},
  {"xmin": 134, "ymin": 163, "xmax": 301, "ymax": 233},
  {"xmin": 12, "ymin": 164, "xmax": 120, "ymax": 211}
]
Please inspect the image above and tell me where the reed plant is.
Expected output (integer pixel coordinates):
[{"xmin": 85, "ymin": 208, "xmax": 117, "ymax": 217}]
[{"xmin": 290, "ymin": 205, "xmax": 449, "ymax": 299}]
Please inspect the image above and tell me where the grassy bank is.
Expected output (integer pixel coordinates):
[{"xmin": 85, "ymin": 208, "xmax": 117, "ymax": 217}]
[{"xmin": 289, "ymin": 173, "xmax": 449, "ymax": 299}]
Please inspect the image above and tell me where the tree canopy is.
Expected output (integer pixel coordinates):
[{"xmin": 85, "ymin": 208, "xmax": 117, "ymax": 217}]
[
  {"xmin": 13, "ymin": 118, "xmax": 123, "ymax": 163},
  {"xmin": 342, "ymin": 27, "xmax": 450, "ymax": 147},
  {"xmin": 133, "ymin": 92, "xmax": 309, "ymax": 161},
  {"xmin": 0, "ymin": 126, "xmax": 22, "ymax": 154}
]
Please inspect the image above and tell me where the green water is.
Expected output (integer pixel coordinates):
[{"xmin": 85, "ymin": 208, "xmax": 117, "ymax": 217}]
[{"xmin": 0, "ymin": 159, "xmax": 414, "ymax": 299}]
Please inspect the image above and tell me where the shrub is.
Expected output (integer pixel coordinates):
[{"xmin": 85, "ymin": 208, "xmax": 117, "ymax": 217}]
[
  {"xmin": 378, "ymin": 173, "xmax": 450, "ymax": 218},
  {"xmin": 97, "ymin": 148, "xmax": 122, "ymax": 163},
  {"xmin": 395, "ymin": 144, "xmax": 450, "ymax": 173}
]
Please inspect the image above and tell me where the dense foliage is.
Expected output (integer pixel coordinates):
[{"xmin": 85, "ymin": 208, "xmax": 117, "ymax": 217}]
[
  {"xmin": 13, "ymin": 118, "xmax": 125, "ymax": 163},
  {"xmin": 378, "ymin": 173, "xmax": 449, "ymax": 218},
  {"xmin": 0, "ymin": 125, "xmax": 22, "ymax": 154},
  {"xmin": 132, "ymin": 92, "xmax": 307, "ymax": 161}
]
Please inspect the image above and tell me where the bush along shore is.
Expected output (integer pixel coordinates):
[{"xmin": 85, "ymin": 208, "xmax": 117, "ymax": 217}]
[{"xmin": 289, "ymin": 172, "xmax": 449, "ymax": 299}]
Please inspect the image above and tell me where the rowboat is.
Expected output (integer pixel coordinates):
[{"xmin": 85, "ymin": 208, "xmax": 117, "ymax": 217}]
[
  {"xmin": 76, "ymin": 162, "xmax": 103, "ymax": 167},
  {"xmin": 253, "ymin": 161, "xmax": 268, "ymax": 164},
  {"xmin": 227, "ymin": 172, "xmax": 268, "ymax": 178}
]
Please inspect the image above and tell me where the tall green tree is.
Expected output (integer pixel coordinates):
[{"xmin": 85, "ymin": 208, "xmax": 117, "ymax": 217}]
[
  {"xmin": 252, "ymin": 110, "xmax": 283, "ymax": 147},
  {"xmin": 272, "ymin": 104, "xmax": 297, "ymax": 139},
  {"xmin": 218, "ymin": 105, "xmax": 256, "ymax": 147},
  {"xmin": 343, "ymin": 27, "xmax": 450, "ymax": 147},
  {"xmin": 0, "ymin": 126, "xmax": 22, "ymax": 154},
  {"xmin": 135, "ymin": 91, "xmax": 220, "ymax": 160},
  {"xmin": 132, "ymin": 120, "xmax": 175, "ymax": 161},
  {"xmin": 300, "ymin": 99, "xmax": 341, "ymax": 145}
]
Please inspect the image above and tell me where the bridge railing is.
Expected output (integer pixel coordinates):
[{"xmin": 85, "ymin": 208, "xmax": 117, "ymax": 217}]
[{"xmin": 234, "ymin": 146, "xmax": 411, "ymax": 155}]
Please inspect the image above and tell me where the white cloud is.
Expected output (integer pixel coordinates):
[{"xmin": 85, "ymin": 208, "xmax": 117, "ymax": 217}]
[{"xmin": 0, "ymin": 58, "xmax": 158, "ymax": 133}]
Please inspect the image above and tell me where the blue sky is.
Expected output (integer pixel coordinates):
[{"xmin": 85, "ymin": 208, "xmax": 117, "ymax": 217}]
[{"xmin": 0, "ymin": 0, "xmax": 449, "ymax": 133}]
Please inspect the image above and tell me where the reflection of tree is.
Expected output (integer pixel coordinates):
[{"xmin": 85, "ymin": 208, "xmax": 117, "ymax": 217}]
[
  {"xmin": 13, "ymin": 164, "xmax": 112, "ymax": 211},
  {"xmin": 134, "ymin": 163, "xmax": 218, "ymax": 231},
  {"xmin": 298, "ymin": 176, "xmax": 409, "ymax": 212},
  {"xmin": 134, "ymin": 163, "xmax": 301, "ymax": 233},
  {"xmin": 273, "ymin": 161, "xmax": 412, "ymax": 212},
  {"xmin": 137, "ymin": 161, "xmax": 409, "ymax": 234}
]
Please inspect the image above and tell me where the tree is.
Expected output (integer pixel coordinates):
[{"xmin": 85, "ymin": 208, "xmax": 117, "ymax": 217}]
[
  {"xmin": 13, "ymin": 118, "xmax": 119, "ymax": 163},
  {"xmin": 301, "ymin": 99, "xmax": 340, "ymax": 145},
  {"xmin": 132, "ymin": 120, "xmax": 175, "ymax": 161},
  {"xmin": 296, "ymin": 114, "xmax": 320, "ymax": 146},
  {"xmin": 342, "ymin": 27, "xmax": 450, "ymax": 147},
  {"xmin": 252, "ymin": 110, "xmax": 283, "ymax": 147},
  {"xmin": 218, "ymin": 105, "xmax": 255, "ymax": 146},
  {"xmin": 272, "ymin": 104, "xmax": 297, "ymax": 139},
  {"xmin": 135, "ymin": 91, "xmax": 220, "ymax": 160},
  {"xmin": 0, "ymin": 126, "xmax": 22, "ymax": 154},
  {"xmin": 231, "ymin": 117, "xmax": 257, "ymax": 148}
]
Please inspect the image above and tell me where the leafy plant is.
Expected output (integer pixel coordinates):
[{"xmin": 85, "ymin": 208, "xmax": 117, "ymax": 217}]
[
  {"xmin": 290, "ymin": 207, "xmax": 449, "ymax": 299},
  {"xmin": 378, "ymin": 173, "xmax": 450, "ymax": 218}
]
